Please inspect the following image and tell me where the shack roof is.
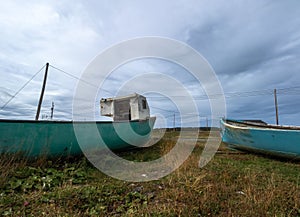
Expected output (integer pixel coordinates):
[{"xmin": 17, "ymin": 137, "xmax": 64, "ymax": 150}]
[{"xmin": 100, "ymin": 93, "xmax": 144, "ymax": 102}]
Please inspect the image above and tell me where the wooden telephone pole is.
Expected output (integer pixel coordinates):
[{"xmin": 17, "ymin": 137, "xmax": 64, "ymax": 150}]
[
  {"xmin": 173, "ymin": 113, "xmax": 175, "ymax": 131},
  {"xmin": 274, "ymin": 89, "xmax": 279, "ymax": 125},
  {"xmin": 35, "ymin": 63, "xmax": 49, "ymax": 121},
  {"xmin": 50, "ymin": 102, "xmax": 54, "ymax": 120}
]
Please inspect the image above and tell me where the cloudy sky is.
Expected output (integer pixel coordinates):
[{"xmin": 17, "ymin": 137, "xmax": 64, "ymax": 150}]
[{"xmin": 0, "ymin": 0, "xmax": 300, "ymax": 127}]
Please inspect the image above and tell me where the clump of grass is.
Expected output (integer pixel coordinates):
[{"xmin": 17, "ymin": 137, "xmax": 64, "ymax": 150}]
[{"xmin": 0, "ymin": 153, "xmax": 28, "ymax": 188}]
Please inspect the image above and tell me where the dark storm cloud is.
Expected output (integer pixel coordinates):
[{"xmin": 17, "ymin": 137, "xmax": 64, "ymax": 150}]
[
  {"xmin": 184, "ymin": 1, "xmax": 300, "ymax": 125},
  {"xmin": 187, "ymin": 1, "xmax": 300, "ymax": 76}
]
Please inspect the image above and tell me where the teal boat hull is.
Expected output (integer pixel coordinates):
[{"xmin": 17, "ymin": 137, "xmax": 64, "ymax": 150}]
[
  {"xmin": 220, "ymin": 118, "xmax": 300, "ymax": 159},
  {"xmin": 0, "ymin": 117, "xmax": 156, "ymax": 157}
]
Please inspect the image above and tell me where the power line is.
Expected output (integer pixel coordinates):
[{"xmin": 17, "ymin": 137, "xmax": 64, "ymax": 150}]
[
  {"xmin": 0, "ymin": 64, "xmax": 46, "ymax": 110},
  {"xmin": 150, "ymin": 106, "xmax": 179, "ymax": 113},
  {"xmin": 49, "ymin": 64, "xmax": 300, "ymax": 101},
  {"xmin": 2, "ymin": 63, "xmax": 300, "ymax": 120},
  {"xmin": 149, "ymin": 86, "xmax": 300, "ymax": 115},
  {"xmin": 49, "ymin": 65, "xmax": 114, "ymax": 95},
  {"xmin": 147, "ymin": 86, "xmax": 300, "ymax": 101}
]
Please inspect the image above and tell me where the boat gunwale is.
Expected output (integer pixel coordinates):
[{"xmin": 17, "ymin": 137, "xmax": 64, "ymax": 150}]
[
  {"xmin": 0, "ymin": 118, "xmax": 155, "ymax": 124},
  {"xmin": 221, "ymin": 118, "xmax": 300, "ymax": 131}
]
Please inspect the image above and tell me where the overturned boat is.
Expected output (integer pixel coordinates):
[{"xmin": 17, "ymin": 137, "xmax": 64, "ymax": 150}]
[{"xmin": 220, "ymin": 118, "xmax": 300, "ymax": 159}]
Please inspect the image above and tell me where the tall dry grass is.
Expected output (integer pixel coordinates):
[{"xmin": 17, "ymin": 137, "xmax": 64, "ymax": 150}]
[{"xmin": 0, "ymin": 154, "xmax": 28, "ymax": 188}]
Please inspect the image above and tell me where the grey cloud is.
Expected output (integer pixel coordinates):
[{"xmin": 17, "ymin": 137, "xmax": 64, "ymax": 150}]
[{"xmin": 1, "ymin": 1, "xmax": 300, "ymax": 126}]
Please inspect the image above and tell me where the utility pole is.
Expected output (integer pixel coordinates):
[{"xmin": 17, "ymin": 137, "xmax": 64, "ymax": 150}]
[
  {"xmin": 173, "ymin": 113, "xmax": 175, "ymax": 131},
  {"xmin": 50, "ymin": 102, "xmax": 54, "ymax": 120},
  {"xmin": 274, "ymin": 89, "xmax": 279, "ymax": 125},
  {"xmin": 206, "ymin": 117, "xmax": 209, "ymax": 128},
  {"xmin": 35, "ymin": 63, "xmax": 49, "ymax": 121}
]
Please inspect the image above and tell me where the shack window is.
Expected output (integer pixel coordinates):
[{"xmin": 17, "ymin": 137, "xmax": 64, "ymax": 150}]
[{"xmin": 142, "ymin": 99, "xmax": 147, "ymax": 109}]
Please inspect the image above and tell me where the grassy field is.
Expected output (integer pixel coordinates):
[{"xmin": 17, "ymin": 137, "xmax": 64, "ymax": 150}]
[{"xmin": 1, "ymin": 130, "xmax": 300, "ymax": 216}]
